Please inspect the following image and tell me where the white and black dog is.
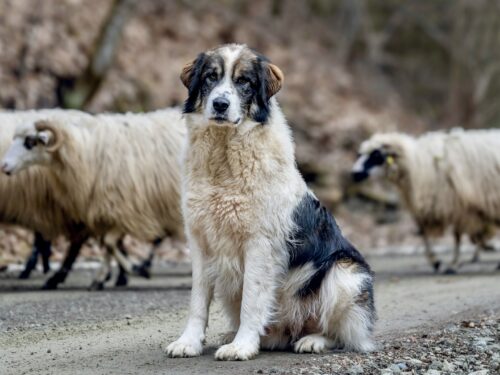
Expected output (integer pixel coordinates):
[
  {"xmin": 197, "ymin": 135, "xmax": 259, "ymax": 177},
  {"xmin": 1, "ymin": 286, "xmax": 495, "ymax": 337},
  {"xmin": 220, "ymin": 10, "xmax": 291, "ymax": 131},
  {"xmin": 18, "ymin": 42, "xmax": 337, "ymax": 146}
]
[{"xmin": 166, "ymin": 44, "xmax": 375, "ymax": 361}]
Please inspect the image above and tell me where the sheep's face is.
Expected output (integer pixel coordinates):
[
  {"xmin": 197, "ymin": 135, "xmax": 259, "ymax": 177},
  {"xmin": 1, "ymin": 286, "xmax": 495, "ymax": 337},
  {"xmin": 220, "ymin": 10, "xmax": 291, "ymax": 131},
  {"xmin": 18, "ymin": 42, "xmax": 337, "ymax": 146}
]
[
  {"xmin": 181, "ymin": 44, "xmax": 283, "ymax": 128},
  {"xmin": 352, "ymin": 138, "xmax": 399, "ymax": 182},
  {"xmin": 1, "ymin": 122, "xmax": 57, "ymax": 175}
]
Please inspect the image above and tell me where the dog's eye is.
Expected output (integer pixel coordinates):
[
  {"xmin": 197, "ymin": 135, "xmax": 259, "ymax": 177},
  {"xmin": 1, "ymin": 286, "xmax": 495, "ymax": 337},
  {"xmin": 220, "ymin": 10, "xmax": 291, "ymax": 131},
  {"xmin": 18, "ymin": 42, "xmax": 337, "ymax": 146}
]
[
  {"xmin": 236, "ymin": 76, "xmax": 250, "ymax": 86},
  {"xmin": 206, "ymin": 72, "xmax": 218, "ymax": 82},
  {"xmin": 24, "ymin": 137, "xmax": 37, "ymax": 150}
]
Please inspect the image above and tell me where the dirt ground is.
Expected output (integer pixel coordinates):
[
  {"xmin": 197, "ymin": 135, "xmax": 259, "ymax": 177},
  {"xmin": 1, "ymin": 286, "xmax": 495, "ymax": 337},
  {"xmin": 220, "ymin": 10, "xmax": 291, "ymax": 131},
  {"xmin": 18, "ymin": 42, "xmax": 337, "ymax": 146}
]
[{"xmin": 1, "ymin": 251, "xmax": 499, "ymax": 375}]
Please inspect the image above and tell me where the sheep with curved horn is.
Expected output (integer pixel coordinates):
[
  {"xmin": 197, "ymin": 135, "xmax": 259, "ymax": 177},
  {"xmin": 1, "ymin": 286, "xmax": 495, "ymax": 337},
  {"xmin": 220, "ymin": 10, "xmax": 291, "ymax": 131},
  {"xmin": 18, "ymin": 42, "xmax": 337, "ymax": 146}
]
[{"xmin": 2, "ymin": 108, "xmax": 186, "ymax": 289}]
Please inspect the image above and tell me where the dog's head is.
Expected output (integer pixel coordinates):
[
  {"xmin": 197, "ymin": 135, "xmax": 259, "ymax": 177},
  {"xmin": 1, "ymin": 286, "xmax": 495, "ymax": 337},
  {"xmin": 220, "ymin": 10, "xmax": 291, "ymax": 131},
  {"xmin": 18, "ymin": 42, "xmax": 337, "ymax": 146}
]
[{"xmin": 180, "ymin": 44, "xmax": 284, "ymax": 127}]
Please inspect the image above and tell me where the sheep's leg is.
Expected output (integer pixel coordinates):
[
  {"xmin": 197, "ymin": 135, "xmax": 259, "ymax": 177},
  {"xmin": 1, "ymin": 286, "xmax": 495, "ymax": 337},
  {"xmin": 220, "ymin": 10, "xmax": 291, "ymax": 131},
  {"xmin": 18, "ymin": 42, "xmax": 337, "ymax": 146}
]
[
  {"xmin": 19, "ymin": 232, "xmax": 52, "ymax": 279},
  {"xmin": 39, "ymin": 235, "xmax": 52, "ymax": 274},
  {"xmin": 471, "ymin": 235, "xmax": 496, "ymax": 263},
  {"xmin": 422, "ymin": 233, "xmax": 441, "ymax": 272},
  {"xmin": 102, "ymin": 233, "xmax": 151, "ymax": 280},
  {"xmin": 115, "ymin": 264, "xmax": 127, "ymax": 286},
  {"xmin": 137, "ymin": 237, "xmax": 162, "ymax": 273},
  {"xmin": 115, "ymin": 238, "xmax": 128, "ymax": 287},
  {"xmin": 444, "ymin": 231, "xmax": 461, "ymax": 274},
  {"xmin": 471, "ymin": 244, "xmax": 481, "ymax": 263},
  {"xmin": 42, "ymin": 230, "xmax": 88, "ymax": 290},
  {"xmin": 19, "ymin": 242, "xmax": 40, "ymax": 279},
  {"xmin": 133, "ymin": 238, "xmax": 162, "ymax": 279},
  {"xmin": 110, "ymin": 237, "xmax": 154, "ymax": 280},
  {"xmin": 89, "ymin": 247, "xmax": 113, "ymax": 291},
  {"xmin": 482, "ymin": 243, "xmax": 496, "ymax": 252}
]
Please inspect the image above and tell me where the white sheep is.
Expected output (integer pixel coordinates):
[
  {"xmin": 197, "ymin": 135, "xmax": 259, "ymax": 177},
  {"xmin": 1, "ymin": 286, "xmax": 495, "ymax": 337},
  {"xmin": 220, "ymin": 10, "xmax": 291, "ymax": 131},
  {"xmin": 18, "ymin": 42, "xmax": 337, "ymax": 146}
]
[
  {"xmin": 2, "ymin": 108, "xmax": 186, "ymax": 289},
  {"xmin": 0, "ymin": 110, "xmax": 92, "ymax": 287},
  {"xmin": 352, "ymin": 130, "xmax": 499, "ymax": 273}
]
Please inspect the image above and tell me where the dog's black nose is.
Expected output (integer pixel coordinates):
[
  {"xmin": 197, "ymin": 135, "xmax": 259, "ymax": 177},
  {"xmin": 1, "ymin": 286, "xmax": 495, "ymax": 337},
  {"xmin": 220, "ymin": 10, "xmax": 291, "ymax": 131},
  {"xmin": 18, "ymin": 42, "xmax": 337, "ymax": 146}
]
[{"xmin": 213, "ymin": 97, "xmax": 229, "ymax": 113}]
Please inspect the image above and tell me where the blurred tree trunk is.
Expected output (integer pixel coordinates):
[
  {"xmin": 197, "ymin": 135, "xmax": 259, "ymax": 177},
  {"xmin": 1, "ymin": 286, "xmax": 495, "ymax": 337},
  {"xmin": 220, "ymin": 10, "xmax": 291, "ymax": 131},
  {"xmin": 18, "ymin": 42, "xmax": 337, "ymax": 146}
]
[
  {"xmin": 445, "ymin": 0, "xmax": 500, "ymax": 128},
  {"xmin": 335, "ymin": 0, "xmax": 363, "ymax": 65},
  {"xmin": 57, "ymin": 0, "xmax": 135, "ymax": 110}
]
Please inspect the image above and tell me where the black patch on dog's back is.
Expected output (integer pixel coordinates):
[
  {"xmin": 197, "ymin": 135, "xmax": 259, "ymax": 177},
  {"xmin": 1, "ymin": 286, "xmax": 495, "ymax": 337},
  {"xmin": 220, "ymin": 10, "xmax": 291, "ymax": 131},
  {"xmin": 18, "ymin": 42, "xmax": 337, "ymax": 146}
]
[{"xmin": 287, "ymin": 193, "xmax": 372, "ymax": 297}]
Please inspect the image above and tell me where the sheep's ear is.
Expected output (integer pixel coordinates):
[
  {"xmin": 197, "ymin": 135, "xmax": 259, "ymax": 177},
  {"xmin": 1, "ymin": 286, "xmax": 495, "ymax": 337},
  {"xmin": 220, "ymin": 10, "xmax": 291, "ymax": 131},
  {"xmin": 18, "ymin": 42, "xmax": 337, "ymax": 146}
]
[
  {"xmin": 37, "ymin": 131, "xmax": 52, "ymax": 146},
  {"xmin": 35, "ymin": 120, "xmax": 63, "ymax": 152},
  {"xmin": 266, "ymin": 63, "xmax": 284, "ymax": 98}
]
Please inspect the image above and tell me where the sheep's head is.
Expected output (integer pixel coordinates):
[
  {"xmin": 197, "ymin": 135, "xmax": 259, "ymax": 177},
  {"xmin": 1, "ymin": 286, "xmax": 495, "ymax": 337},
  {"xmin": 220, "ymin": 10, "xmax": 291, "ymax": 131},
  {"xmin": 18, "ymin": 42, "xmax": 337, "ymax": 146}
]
[
  {"xmin": 1, "ymin": 120, "xmax": 63, "ymax": 175},
  {"xmin": 351, "ymin": 133, "xmax": 407, "ymax": 183}
]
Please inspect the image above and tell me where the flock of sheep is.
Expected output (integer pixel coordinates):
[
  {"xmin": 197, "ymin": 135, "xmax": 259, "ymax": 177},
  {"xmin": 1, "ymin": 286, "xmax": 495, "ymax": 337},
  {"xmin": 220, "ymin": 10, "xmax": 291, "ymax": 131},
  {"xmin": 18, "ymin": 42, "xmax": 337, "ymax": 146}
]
[{"xmin": 0, "ymin": 109, "xmax": 499, "ymax": 289}]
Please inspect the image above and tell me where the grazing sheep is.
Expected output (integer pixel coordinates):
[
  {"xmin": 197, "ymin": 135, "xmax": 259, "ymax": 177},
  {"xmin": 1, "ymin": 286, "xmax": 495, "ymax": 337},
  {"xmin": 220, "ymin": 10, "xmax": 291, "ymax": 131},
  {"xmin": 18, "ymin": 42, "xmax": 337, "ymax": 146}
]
[
  {"xmin": 2, "ymin": 108, "xmax": 186, "ymax": 289},
  {"xmin": 0, "ymin": 110, "xmax": 91, "ymax": 287},
  {"xmin": 352, "ymin": 130, "xmax": 499, "ymax": 273}
]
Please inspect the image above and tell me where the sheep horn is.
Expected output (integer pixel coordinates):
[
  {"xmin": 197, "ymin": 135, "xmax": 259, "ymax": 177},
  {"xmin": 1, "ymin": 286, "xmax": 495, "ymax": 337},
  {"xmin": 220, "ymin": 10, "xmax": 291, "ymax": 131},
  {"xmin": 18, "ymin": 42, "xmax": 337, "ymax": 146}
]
[{"xmin": 35, "ymin": 120, "xmax": 63, "ymax": 152}]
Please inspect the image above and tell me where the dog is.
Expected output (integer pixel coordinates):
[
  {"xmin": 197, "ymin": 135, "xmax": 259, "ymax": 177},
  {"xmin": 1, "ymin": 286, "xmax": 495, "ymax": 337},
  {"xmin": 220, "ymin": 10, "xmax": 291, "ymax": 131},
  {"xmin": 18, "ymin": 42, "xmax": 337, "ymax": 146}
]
[{"xmin": 166, "ymin": 44, "xmax": 375, "ymax": 361}]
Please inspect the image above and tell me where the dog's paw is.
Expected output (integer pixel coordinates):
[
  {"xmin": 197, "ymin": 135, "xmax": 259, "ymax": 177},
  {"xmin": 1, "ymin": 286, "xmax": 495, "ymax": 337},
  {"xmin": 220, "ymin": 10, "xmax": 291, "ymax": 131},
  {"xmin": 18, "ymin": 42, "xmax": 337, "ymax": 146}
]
[
  {"xmin": 215, "ymin": 342, "xmax": 259, "ymax": 361},
  {"xmin": 294, "ymin": 335, "xmax": 332, "ymax": 354},
  {"xmin": 165, "ymin": 339, "xmax": 203, "ymax": 358}
]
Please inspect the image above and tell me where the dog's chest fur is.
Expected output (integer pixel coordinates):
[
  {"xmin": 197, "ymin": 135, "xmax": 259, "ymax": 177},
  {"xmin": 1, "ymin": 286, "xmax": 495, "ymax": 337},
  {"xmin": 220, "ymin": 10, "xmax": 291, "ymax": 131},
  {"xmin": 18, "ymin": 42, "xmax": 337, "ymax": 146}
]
[{"xmin": 183, "ymin": 124, "xmax": 303, "ymax": 259}]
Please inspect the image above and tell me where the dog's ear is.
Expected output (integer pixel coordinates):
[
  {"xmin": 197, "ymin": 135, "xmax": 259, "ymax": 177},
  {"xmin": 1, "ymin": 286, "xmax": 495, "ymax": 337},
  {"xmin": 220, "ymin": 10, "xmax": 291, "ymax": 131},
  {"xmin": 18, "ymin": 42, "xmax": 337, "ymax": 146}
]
[
  {"xmin": 182, "ymin": 53, "xmax": 207, "ymax": 113},
  {"xmin": 252, "ymin": 59, "xmax": 284, "ymax": 124},
  {"xmin": 266, "ymin": 63, "xmax": 284, "ymax": 98},
  {"xmin": 180, "ymin": 61, "xmax": 195, "ymax": 89}
]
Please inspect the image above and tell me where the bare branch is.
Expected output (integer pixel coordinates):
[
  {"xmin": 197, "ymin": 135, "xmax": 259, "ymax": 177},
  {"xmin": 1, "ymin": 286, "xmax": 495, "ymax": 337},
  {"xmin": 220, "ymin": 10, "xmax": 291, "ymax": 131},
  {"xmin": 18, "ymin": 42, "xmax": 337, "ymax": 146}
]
[{"xmin": 58, "ymin": 0, "xmax": 135, "ymax": 109}]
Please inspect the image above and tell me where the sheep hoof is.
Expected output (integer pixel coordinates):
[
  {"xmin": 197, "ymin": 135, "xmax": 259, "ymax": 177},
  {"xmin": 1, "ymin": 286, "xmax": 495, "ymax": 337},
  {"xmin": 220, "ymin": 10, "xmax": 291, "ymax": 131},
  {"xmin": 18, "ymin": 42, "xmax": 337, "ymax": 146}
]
[
  {"xmin": 444, "ymin": 267, "xmax": 457, "ymax": 275},
  {"xmin": 139, "ymin": 259, "xmax": 152, "ymax": 270},
  {"xmin": 104, "ymin": 271, "xmax": 112, "ymax": 282},
  {"xmin": 115, "ymin": 273, "xmax": 128, "ymax": 287},
  {"xmin": 42, "ymin": 282, "xmax": 58, "ymax": 290},
  {"xmin": 42, "ymin": 273, "xmax": 66, "ymax": 290},
  {"xmin": 483, "ymin": 245, "xmax": 496, "ymax": 252},
  {"xmin": 132, "ymin": 264, "xmax": 151, "ymax": 279},
  {"xmin": 88, "ymin": 281, "xmax": 105, "ymax": 291},
  {"xmin": 42, "ymin": 259, "xmax": 51, "ymax": 274},
  {"xmin": 432, "ymin": 261, "xmax": 441, "ymax": 272},
  {"xmin": 18, "ymin": 270, "xmax": 31, "ymax": 280}
]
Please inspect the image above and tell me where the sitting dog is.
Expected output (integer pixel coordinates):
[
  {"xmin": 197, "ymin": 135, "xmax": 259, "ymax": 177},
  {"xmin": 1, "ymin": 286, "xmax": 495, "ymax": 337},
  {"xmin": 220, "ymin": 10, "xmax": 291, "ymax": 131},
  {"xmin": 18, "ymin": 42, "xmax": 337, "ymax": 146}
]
[{"xmin": 166, "ymin": 44, "xmax": 375, "ymax": 361}]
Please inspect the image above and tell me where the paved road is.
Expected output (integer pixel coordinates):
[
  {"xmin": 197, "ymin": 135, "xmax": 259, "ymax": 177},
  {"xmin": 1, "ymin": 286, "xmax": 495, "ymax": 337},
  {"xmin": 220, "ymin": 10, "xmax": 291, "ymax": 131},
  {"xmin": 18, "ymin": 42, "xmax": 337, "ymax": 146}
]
[{"xmin": 1, "ymin": 252, "xmax": 499, "ymax": 375}]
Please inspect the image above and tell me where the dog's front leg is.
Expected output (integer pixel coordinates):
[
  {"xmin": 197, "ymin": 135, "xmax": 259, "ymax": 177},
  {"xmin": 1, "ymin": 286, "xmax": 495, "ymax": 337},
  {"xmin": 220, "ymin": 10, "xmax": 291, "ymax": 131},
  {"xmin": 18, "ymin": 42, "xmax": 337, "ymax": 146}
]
[
  {"xmin": 215, "ymin": 238, "xmax": 277, "ymax": 361},
  {"xmin": 166, "ymin": 241, "xmax": 213, "ymax": 357}
]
